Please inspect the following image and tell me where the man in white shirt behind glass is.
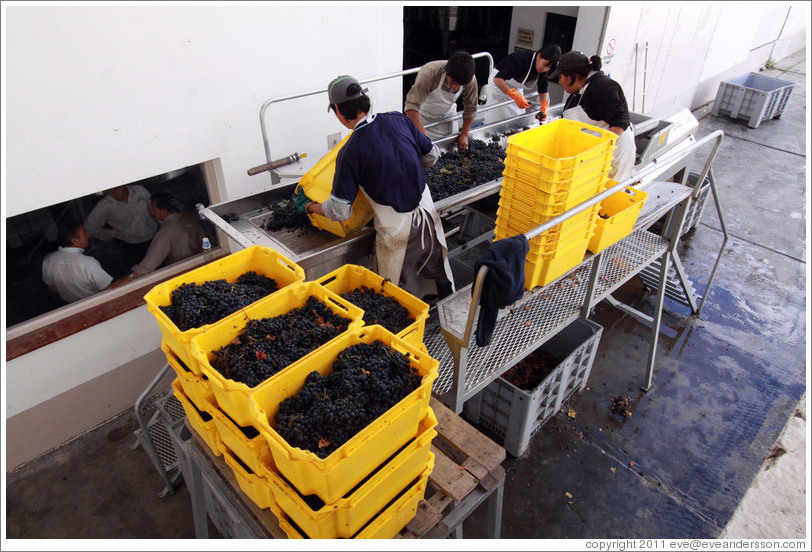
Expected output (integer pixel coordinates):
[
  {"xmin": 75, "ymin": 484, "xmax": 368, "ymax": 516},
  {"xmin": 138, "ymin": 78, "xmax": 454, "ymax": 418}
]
[{"xmin": 42, "ymin": 221, "xmax": 133, "ymax": 303}]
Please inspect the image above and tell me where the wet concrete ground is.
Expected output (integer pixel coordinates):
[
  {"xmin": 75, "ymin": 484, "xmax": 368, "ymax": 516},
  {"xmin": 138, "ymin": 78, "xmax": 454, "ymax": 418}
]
[{"xmin": 4, "ymin": 50, "xmax": 807, "ymax": 542}]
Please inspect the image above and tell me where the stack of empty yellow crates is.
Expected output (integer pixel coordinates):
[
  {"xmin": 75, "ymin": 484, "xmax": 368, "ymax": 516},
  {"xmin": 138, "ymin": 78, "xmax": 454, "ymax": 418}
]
[
  {"xmin": 145, "ymin": 250, "xmax": 437, "ymax": 539},
  {"xmin": 494, "ymin": 119, "xmax": 618, "ymax": 289}
]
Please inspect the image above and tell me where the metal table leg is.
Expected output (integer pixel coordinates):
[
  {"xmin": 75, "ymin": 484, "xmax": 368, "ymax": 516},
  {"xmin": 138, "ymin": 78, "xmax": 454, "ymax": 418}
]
[{"xmin": 132, "ymin": 362, "xmax": 177, "ymax": 496}]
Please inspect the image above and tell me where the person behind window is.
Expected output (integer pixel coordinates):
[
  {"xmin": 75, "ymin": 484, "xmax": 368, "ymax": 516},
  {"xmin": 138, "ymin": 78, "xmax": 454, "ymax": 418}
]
[
  {"xmin": 42, "ymin": 221, "xmax": 133, "ymax": 303},
  {"xmin": 83, "ymin": 184, "xmax": 159, "ymax": 271},
  {"xmin": 131, "ymin": 193, "xmax": 206, "ymax": 277}
]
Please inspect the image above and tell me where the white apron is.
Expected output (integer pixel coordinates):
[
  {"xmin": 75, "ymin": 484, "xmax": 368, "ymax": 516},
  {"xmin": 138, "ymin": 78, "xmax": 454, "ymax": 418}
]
[
  {"xmin": 484, "ymin": 58, "xmax": 536, "ymax": 124},
  {"xmin": 562, "ymin": 80, "xmax": 636, "ymax": 181},
  {"xmin": 419, "ymin": 71, "xmax": 463, "ymax": 141},
  {"xmin": 365, "ymin": 185, "xmax": 455, "ymax": 299}
]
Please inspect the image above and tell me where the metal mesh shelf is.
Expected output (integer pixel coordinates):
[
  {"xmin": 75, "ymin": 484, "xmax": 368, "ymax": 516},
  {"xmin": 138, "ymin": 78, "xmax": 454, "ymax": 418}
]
[{"xmin": 427, "ymin": 227, "xmax": 668, "ymax": 399}]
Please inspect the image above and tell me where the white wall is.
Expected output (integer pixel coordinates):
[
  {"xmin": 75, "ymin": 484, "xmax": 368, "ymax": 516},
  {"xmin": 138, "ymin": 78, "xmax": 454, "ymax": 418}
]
[
  {"xmin": 5, "ymin": 5, "xmax": 404, "ymax": 218},
  {"xmin": 595, "ymin": 3, "xmax": 807, "ymax": 118},
  {"xmin": 3, "ymin": 4, "xmax": 403, "ymax": 464},
  {"xmin": 507, "ymin": 5, "xmax": 580, "ymax": 53}
]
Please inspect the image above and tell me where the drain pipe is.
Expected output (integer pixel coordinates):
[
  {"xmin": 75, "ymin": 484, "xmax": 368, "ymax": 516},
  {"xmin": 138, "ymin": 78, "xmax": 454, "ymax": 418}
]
[
  {"xmin": 633, "ymin": 42, "xmax": 638, "ymax": 111},
  {"xmin": 642, "ymin": 41, "xmax": 648, "ymax": 113}
]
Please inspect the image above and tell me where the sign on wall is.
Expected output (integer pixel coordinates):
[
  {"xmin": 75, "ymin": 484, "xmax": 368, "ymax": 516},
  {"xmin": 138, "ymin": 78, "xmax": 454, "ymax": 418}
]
[
  {"xmin": 603, "ymin": 37, "xmax": 616, "ymax": 65},
  {"xmin": 516, "ymin": 27, "xmax": 535, "ymax": 49}
]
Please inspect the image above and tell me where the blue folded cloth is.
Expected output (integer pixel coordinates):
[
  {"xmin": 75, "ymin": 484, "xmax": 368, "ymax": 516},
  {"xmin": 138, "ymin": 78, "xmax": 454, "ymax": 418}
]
[{"xmin": 473, "ymin": 235, "xmax": 530, "ymax": 346}]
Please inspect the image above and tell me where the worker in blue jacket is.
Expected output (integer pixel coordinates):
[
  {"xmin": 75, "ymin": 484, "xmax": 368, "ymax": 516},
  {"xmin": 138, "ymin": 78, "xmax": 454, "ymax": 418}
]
[{"xmin": 294, "ymin": 75, "xmax": 455, "ymax": 301}]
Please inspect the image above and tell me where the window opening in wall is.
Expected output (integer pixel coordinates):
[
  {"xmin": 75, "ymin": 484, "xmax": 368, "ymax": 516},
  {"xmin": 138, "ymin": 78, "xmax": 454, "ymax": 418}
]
[{"xmin": 6, "ymin": 162, "xmax": 220, "ymax": 328}]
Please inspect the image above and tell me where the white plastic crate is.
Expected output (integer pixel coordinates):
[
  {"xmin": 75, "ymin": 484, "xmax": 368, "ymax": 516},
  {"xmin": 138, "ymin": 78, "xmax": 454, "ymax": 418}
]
[
  {"xmin": 711, "ymin": 72, "xmax": 795, "ymax": 128},
  {"xmin": 464, "ymin": 318, "xmax": 602, "ymax": 457}
]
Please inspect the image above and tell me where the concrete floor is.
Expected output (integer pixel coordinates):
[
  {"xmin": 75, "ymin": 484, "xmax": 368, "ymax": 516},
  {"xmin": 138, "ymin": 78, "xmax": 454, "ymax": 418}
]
[{"xmin": 4, "ymin": 49, "xmax": 807, "ymax": 543}]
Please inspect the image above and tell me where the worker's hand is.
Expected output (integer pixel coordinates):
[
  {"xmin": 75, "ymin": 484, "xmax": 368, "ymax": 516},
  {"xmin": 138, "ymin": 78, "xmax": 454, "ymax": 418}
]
[
  {"xmin": 536, "ymin": 100, "xmax": 550, "ymax": 122},
  {"xmin": 293, "ymin": 186, "xmax": 313, "ymax": 213},
  {"xmin": 457, "ymin": 133, "xmax": 469, "ymax": 151},
  {"xmin": 507, "ymin": 88, "xmax": 530, "ymax": 109}
]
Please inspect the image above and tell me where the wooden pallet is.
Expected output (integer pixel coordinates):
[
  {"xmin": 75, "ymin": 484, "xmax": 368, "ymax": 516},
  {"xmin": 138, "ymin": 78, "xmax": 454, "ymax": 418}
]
[{"xmin": 175, "ymin": 396, "xmax": 506, "ymax": 539}]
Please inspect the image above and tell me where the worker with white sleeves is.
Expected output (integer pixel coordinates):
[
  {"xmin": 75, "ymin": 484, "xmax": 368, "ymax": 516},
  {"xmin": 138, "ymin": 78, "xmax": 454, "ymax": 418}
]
[{"xmin": 294, "ymin": 75, "xmax": 455, "ymax": 302}]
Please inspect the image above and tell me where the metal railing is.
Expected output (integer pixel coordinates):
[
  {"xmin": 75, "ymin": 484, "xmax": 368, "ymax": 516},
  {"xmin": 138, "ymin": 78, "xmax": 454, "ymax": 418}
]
[
  {"xmin": 459, "ymin": 129, "xmax": 727, "ymax": 359},
  {"xmin": 254, "ymin": 52, "xmax": 495, "ymax": 175}
]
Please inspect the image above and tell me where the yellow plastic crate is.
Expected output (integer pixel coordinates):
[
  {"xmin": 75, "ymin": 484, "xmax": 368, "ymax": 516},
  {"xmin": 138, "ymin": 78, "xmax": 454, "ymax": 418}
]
[
  {"xmin": 171, "ymin": 379, "xmax": 221, "ymax": 457},
  {"xmin": 495, "ymin": 220, "xmax": 595, "ymax": 256},
  {"xmin": 500, "ymin": 176, "xmax": 606, "ymax": 214},
  {"xmin": 259, "ymin": 408, "xmax": 437, "ymax": 538},
  {"xmin": 145, "ymin": 245, "xmax": 306, "ymax": 375},
  {"xmin": 251, "ymin": 324, "xmax": 438, "ymax": 504},
  {"xmin": 315, "ymin": 264, "xmax": 430, "ymax": 350},
  {"xmin": 495, "ymin": 205, "xmax": 600, "ymax": 253},
  {"xmin": 496, "ymin": 196, "xmax": 602, "ymax": 231},
  {"xmin": 502, "ymin": 153, "xmax": 613, "ymax": 190},
  {"xmin": 190, "ymin": 281, "xmax": 365, "ymax": 428},
  {"xmin": 524, "ymin": 239, "xmax": 590, "ymax": 290},
  {"xmin": 270, "ymin": 457, "xmax": 434, "ymax": 539},
  {"xmin": 505, "ymin": 118, "xmax": 617, "ymax": 172},
  {"xmin": 299, "ymin": 133, "xmax": 374, "ymax": 237},
  {"xmin": 162, "ymin": 341, "xmax": 211, "ymax": 408},
  {"xmin": 219, "ymin": 444, "xmax": 275, "ymax": 510},
  {"xmin": 208, "ymin": 398, "xmax": 272, "ymax": 476},
  {"xmin": 588, "ymin": 183, "xmax": 648, "ymax": 254}
]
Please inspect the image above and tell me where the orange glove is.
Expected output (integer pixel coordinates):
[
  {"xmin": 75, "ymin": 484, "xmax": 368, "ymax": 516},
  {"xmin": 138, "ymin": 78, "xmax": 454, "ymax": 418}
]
[
  {"xmin": 536, "ymin": 100, "xmax": 550, "ymax": 122},
  {"xmin": 506, "ymin": 88, "xmax": 530, "ymax": 109}
]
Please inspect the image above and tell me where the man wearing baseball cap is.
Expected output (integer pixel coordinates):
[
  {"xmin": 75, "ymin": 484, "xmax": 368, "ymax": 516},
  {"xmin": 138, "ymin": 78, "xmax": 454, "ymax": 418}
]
[
  {"xmin": 549, "ymin": 51, "xmax": 635, "ymax": 180},
  {"xmin": 293, "ymin": 75, "xmax": 455, "ymax": 301}
]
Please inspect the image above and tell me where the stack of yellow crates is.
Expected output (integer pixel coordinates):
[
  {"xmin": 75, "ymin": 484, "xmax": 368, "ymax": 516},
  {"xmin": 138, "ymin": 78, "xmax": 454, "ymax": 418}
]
[
  {"xmin": 494, "ymin": 119, "xmax": 618, "ymax": 289},
  {"xmin": 146, "ymin": 254, "xmax": 439, "ymax": 538}
]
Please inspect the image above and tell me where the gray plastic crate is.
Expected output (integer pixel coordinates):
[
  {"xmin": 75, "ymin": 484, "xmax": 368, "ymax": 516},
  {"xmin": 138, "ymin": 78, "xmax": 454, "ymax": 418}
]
[
  {"xmin": 464, "ymin": 318, "xmax": 603, "ymax": 457},
  {"xmin": 711, "ymin": 72, "xmax": 795, "ymax": 128}
]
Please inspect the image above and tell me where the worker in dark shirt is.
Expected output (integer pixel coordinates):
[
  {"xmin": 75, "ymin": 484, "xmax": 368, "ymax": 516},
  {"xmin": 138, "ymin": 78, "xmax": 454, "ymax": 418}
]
[
  {"xmin": 294, "ymin": 75, "xmax": 454, "ymax": 301},
  {"xmin": 548, "ymin": 51, "xmax": 635, "ymax": 180},
  {"xmin": 484, "ymin": 44, "xmax": 561, "ymax": 124}
]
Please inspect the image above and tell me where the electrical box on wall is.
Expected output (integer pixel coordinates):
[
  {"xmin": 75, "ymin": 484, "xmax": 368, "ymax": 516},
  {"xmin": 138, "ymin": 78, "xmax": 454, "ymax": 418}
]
[{"xmin": 327, "ymin": 132, "xmax": 342, "ymax": 150}]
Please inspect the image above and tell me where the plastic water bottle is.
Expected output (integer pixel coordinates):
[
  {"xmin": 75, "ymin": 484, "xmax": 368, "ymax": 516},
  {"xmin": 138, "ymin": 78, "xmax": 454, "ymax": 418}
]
[{"xmin": 202, "ymin": 237, "xmax": 212, "ymax": 263}]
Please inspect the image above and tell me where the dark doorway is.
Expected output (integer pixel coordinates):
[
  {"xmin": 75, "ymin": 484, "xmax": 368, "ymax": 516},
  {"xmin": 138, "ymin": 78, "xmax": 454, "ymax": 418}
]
[
  {"xmin": 543, "ymin": 13, "xmax": 577, "ymax": 53},
  {"xmin": 402, "ymin": 6, "xmax": 514, "ymax": 102}
]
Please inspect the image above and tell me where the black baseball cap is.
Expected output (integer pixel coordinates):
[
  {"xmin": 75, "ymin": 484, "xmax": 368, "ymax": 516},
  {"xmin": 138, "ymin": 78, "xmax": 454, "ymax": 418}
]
[
  {"xmin": 327, "ymin": 75, "xmax": 369, "ymax": 105},
  {"xmin": 547, "ymin": 51, "xmax": 590, "ymax": 80}
]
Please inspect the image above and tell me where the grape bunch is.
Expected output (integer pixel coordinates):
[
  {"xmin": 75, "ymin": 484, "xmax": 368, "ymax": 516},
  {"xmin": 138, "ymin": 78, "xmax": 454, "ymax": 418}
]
[
  {"xmin": 274, "ymin": 340, "xmax": 422, "ymax": 458},
  {"xmin": 211, "ymin": 296, "xmax": 351, "ymax": 388},
  {"xmin": 262, "ymin": 200, "xmax": 312, "ymax": 233},
  {"xmin": 160, "ymin": 271, "xmax": 279, "ymax": 331},
  {"xmin": 340, "ymin": 285, "xmax": 414, "ymax": 334},
  {"xmin": 425, "ymin": 139, "xmax": 506, "ymax": 201}
]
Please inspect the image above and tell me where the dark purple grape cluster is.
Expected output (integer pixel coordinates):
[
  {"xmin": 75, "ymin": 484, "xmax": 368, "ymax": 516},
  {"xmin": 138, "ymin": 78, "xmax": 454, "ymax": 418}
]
[
  {"xmin": 274, "ymin": 340, "xmax": 422, "ymax": 458},
  {"xmin": 262, "ymin": 200, "xmax": 312, "ymax": 232},
  {"xmin": 340, "ymin": 285, "xmax": 414, "ymax": 334},
  {"xmin": 211, "ymin": 296, "xmax": 351, "ymax": 388},
  {"xmin": 425, "ymin": 139, "xmax": 506, "ymax": 201},
  {"xmin": 160, "ymin": 271, "xmax": 279, "ymax": 331}
]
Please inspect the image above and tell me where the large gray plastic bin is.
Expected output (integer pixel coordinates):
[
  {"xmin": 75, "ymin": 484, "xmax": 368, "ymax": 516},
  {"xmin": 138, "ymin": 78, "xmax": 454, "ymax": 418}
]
[
  {"xmin": 464, "ymin": 318, "xmax": 602, "ymax": 457},
  {"xmin": 711, "ymin": 72, "xmax": 795, "ymax": 128}
]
